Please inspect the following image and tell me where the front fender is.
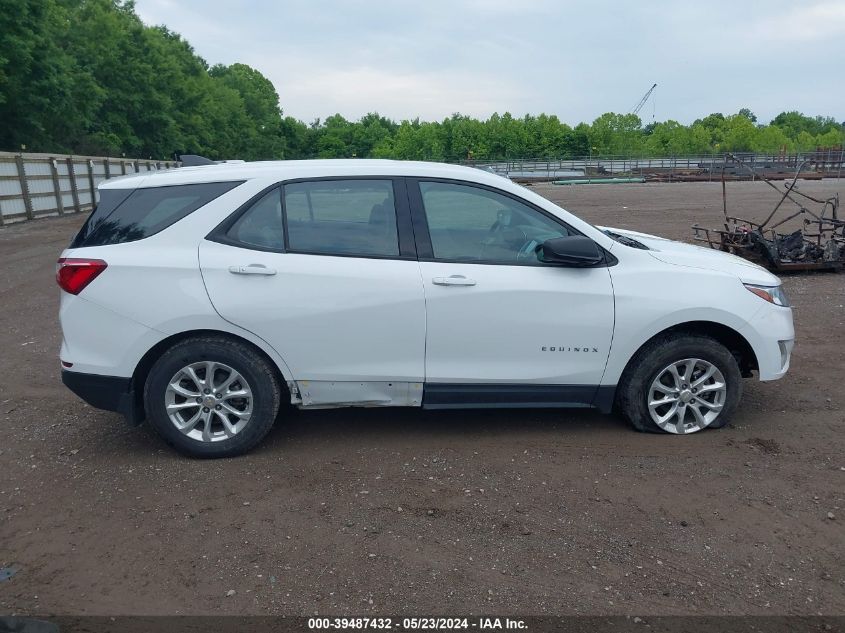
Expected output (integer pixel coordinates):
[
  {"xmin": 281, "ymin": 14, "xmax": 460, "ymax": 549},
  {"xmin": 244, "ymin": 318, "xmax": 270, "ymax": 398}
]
[
  {"xmin": 603, "ymin": 254, "xmax": 770, "ymax": 386},
  {"xmin": 600, "ymin": 306, "xmax": 756, "ymax": 386}
]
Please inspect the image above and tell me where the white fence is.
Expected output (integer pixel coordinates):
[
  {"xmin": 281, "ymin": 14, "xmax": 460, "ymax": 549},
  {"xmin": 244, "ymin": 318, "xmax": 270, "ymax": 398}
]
[
  {"xmin": 466, "ymin": 151, "xmax": 845, "ymax": 180},
  {"xmin": 0, "ymin": 151, "xmax": 179, "ymax": 225}
]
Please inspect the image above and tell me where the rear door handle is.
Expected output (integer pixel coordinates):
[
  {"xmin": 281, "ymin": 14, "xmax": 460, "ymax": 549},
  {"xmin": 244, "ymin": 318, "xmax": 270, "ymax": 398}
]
[
  {"xmin": 228, "ymin": 264, "xmax": 277, "ymax": 276},
  {"xmin": 432, "ymin": 275, "xmax": 476, "ymax": 286}
]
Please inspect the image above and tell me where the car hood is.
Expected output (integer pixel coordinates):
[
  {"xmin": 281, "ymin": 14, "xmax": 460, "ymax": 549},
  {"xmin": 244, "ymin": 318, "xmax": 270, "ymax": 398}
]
[{"xmin": 599, "ymin": 226, "xmax": 781, "ymax": 286}]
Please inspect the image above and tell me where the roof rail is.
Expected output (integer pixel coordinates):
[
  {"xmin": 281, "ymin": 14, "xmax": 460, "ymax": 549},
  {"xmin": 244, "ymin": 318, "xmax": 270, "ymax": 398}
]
[
  {"xmin": 179, "ymin": 154, "xmax": 215, "ymax": 167},
  {"xmin": 179, "ymin": 155, "xmax": 246, "ymax": 167}
]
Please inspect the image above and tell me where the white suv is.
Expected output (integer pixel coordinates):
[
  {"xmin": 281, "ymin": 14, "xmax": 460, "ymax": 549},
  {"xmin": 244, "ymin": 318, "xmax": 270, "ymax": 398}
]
[{"xmin": 57, "ymin": 160, "xmax": 794, "ymax": 457}]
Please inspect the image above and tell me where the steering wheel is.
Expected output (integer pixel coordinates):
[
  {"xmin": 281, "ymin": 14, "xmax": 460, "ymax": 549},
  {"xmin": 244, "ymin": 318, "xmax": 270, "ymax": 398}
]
[
  {"xmin": 480, "ymin": 223, "xmax": 530, "ymax": 262},
  {"xmin": 483, "ymin": 216, "xmax": 506, "ymax": 239},
  {"xmin": 516, "ymin": 238, "xmax": 542, "ymax": 261},
  {"xmin": 479, "ymin": 215, "xmax": 505, "ymax": 259}
]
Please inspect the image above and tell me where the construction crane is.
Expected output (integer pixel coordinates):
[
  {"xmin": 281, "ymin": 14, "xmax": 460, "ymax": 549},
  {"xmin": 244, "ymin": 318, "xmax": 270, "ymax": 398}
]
[{"xmin": 631, "ymin": 83, "xmax": 657, "ymax": 116}]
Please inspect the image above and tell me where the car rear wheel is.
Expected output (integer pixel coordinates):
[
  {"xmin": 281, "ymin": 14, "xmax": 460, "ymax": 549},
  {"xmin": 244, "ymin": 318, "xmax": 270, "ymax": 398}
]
[
  {"xmin": 617, "ymin": 333, "xmax": 742, "ymax": 434},
  {"xmin": 144, "ymin": 336, "xmax": 281, "ymax": 457}
]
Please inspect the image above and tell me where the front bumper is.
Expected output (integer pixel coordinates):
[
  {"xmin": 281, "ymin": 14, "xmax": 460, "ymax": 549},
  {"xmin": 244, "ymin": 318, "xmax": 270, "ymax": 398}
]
[
  {"xmin": 740, "ymin": 305, "xmax": 795, "ymax": 381},
  {"xmin": 62, "ymin": 370, "xmax": 142, "ymax": 424}
]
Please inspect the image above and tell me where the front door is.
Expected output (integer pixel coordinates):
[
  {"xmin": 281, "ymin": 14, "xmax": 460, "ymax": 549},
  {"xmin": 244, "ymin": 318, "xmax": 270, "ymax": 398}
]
[
  {"xmin": 199, "ymin": 179, "xmax": 426, "ymax": 406},
  {"xmin": 409, "ymin": 179, "xmax": 615, "ymax": 406}
]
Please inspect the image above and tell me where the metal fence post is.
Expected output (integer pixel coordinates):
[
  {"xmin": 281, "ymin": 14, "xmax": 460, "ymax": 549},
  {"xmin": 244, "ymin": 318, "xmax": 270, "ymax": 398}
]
[
  {"xmin": 67, "ymin": 158, "xmax": 81, "ymax": 213},
  {"xmin": 49, "ymin": 158, "xmax": 65, "ymax": 215},
  {"xmin": 87, "ymin": 160, "xmax": 96, "ymax": 209},
  {"xmin": 104, "ymin": 158, "xmax": 110, "ymax": 180},
  {"xmin": 15, "ymin": 154, "xmax": 34, "ymax": 220},
  {"xmin": 0, "ymin": 159, "xmax": 5, "ymax": 224}
]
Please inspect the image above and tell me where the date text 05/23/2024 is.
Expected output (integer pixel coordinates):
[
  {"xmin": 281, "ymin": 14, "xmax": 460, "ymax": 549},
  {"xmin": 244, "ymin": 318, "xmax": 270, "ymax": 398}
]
[{"xmin": 307, "ymin": 617, "xmax": 528, "ymax": 630}]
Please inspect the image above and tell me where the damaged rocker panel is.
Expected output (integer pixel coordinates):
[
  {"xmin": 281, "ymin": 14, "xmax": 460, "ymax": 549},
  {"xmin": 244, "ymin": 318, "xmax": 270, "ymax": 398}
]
[{"xmin": 292, "ymin": 380, "xmax": 424, "ymax": 408}]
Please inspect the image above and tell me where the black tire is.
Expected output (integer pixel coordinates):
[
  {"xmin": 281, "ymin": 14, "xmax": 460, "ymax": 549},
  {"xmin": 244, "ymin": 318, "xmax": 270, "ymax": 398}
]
[
  {"xmin": 144, "ymin": 336, "xmax": 281, "ymax": 457},
  {"xmin": 616, "ymin": 333, "xmax": 742, "ymax": 434}
]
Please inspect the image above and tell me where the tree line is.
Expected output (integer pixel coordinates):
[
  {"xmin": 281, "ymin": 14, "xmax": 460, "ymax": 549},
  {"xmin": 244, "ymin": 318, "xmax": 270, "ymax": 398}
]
[{"xmin": 2, "ymin": 0, "xmax": 844, "ymax": 162}]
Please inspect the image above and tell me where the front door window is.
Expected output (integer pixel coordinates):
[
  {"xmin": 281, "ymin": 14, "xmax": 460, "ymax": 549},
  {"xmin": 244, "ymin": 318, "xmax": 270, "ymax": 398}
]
[{"xmin": 419, "ymin": 181, "xmax": 570, "ymax": 264}]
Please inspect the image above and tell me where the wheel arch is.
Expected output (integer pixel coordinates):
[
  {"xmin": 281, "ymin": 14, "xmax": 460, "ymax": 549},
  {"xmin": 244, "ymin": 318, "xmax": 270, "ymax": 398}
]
[
  {"xmin": 130, "ymin": 329, "xmax": 292, "ymax": 421},
  {"xmin": 620, "ymin": 320, "xmax": 759, "ymax": 384}
]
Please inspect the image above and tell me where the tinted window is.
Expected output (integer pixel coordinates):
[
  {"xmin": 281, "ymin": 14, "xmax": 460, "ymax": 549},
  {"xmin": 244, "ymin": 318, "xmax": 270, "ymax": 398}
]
[
  {"xmin": 284, "ymin": 180, "xmax": 399, "ymax": 257},
  {"xmin": 226, "ymin": 188, "xmax": 284, "ymax": 250},
  {"xmin": 71, "ymin": 181, "xmax": 242, "ymax": 248},
  {"xmin": 419, "ymin": 182, "xmax": 570, "ymax": 264}
]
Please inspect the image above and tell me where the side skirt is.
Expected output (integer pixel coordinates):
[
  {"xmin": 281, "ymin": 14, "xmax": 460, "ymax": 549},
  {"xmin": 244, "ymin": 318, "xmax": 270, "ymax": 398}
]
[
  {"xmin": 290, "ymin": 380, "xmax": 617, "ymax": 414},
  {"xmin": 423, "ymin": 383, "xmax": 616, "ymax": 414}
]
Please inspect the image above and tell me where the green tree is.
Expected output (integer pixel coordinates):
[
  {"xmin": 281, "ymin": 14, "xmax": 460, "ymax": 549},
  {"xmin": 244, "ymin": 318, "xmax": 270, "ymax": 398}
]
[
  {"xmin": 3, "ymin": 0, "xmax": 844, "ymax": 163},
  {"xmin": 209, "ymin": 63, "xmax": 285, "ymax": 159},
  {"xmin": 738, "ymin": 108, "xmax": 757, "ymax": 123},
  {"xmin": 722, "ymin": 114, "xmax": 758, "ymax": 152},
  {"xmin": 0, "ymin": 0, "xmax": 100, "ymax": 151},
  {"xmin": 751, "ymin": 125, "xmax": 792, "ymax": 153},
  {"xmin": 588, "ymin": 113, "xmax": 643, "ymax": 156},
  {"xmin": 772, "ymin": 111, "xmax": 840, "ymax": 138},
  {"xmin": 484, "ymin": 112, "xmax": 528, "ymax": 159},
  {"xmin": 314, "ymin": 114, "xmax": 353, "ymax": 158},
  {"xmin": 644, "ymin": 120, "xmax": 693, "ymax": 155}
]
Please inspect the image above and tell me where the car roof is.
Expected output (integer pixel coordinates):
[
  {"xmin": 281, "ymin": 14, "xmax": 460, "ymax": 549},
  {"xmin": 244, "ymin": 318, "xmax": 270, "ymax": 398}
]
[{"xmin": 99, "ymin": 159, "xmax": 509, "ymax": 190}]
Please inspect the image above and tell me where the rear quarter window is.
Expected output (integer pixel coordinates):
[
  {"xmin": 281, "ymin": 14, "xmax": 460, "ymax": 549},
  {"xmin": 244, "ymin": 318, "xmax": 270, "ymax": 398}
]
[{"xmin": 71, "ymin": 181, "xmax": 243, "ymax": 248}]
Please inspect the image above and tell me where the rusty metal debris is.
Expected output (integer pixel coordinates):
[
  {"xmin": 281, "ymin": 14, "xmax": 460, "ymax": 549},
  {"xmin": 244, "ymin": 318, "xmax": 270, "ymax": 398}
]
[{"xmin": 692, "ymin": 153, "xmax": 844, "ymax": 272}]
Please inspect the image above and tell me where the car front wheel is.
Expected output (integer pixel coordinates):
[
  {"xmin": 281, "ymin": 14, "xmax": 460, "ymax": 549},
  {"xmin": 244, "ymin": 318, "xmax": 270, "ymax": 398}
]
[
  {"xmin": 617, "ymin": 334, "xmax": 742, "ymax": 434},
  {"xmin": 144, "ymin": 336, "xmax": 281, "ymax": 457}
]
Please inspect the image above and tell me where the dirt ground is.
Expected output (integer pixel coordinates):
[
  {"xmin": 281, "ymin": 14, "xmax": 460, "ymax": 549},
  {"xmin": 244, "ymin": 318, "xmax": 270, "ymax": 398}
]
[{"xmin": 0, "ymin": 180, "xmax": 843, "ymax": 617}]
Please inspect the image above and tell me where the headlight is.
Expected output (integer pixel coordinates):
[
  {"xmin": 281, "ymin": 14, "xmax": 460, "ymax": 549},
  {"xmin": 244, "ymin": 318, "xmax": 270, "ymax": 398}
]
[{"xmin": 744, "ymin": 283, "xmax": 790, "ymax": 307}]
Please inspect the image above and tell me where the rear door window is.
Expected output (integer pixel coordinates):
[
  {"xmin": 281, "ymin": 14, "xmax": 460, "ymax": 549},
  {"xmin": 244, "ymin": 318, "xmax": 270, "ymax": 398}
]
[
  {"xmin": 283, "ymin": 180, "xmax": 400, "ymax": 257},
  {"xmin": 225, "ymin": 187, "xmax": 284, "ymax": 251},
  {"xmin": 71, "ymin": 181, "xmax": 243, "ymax": 247}
]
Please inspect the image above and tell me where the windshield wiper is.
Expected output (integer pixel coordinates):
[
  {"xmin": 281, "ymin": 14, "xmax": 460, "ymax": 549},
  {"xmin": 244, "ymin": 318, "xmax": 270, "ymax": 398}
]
[{"xmin": 603, "ymin": 230, "xmax": 650, "ymax": 250}]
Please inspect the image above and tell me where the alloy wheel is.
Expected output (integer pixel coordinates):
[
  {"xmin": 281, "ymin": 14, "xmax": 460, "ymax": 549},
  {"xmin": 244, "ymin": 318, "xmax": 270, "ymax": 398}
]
[
  {"xmin": 164, "ymin": 361, "xmax": 253, "ymax": 442},
  {"xmin": 647, "ymin": 358, "xmax": 727, "ymax": 434}
]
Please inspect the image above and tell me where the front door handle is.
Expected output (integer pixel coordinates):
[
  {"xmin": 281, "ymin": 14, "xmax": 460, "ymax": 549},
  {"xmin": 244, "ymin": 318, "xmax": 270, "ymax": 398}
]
[
  {"xmin": 432, "ymin": 275, "xmax": 476, "ymax": 286},
  {"xmin": 228, "ymin": 264, "xmax": 277, "ymax": 276}
]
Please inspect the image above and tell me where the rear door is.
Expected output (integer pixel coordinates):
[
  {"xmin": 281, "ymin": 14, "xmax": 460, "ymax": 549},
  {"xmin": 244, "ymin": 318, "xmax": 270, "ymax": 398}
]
[
  {"xmin": 199, "ymin": 178, "xmax": 426, "ymax": 405},
  {"xmin": 409, "ymin": 179, "xmax": 615, "ymax": 407}
]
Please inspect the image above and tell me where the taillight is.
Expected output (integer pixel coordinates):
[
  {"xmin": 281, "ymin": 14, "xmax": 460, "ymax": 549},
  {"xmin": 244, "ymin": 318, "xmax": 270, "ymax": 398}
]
[{"xmin": 56, "ymin": 258, "xmax": 107, "ymax": 295}]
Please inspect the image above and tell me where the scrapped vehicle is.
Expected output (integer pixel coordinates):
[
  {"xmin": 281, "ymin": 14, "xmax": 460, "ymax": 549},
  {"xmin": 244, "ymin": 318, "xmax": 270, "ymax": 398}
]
[
  {"xmin": 692, "ymin": 153, "xmax": 844, "ymax": 272},
  {"xmin": 58, "ymin": 160, "xmax": 795, "ymax": 457}
]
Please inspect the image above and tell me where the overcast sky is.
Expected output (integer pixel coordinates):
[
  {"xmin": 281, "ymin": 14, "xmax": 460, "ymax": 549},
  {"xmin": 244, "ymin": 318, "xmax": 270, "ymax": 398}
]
[{"xmin": 135, "ymin": 0, "xmax": 845, "ymax": 126}]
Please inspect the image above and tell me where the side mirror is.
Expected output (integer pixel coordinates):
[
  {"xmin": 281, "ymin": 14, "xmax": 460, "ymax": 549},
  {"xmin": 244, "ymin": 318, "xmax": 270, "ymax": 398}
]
[{"xmin": 540, "ymin": 236, "xmax": 604, "ymax": 267}]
